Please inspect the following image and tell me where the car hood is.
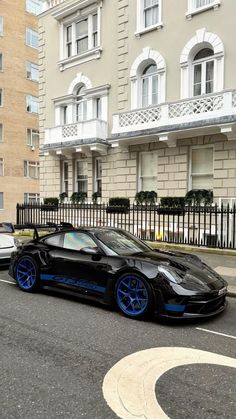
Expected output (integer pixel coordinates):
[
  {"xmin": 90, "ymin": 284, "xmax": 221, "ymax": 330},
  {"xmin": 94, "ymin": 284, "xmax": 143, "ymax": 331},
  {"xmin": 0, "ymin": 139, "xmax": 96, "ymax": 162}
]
[
  {"xmin": 0, "ymin": 234, "xmax": 15, "ymax": 249},
  {"xmin": 131, "ymin": 249, "xmax": 227, "ymax": 291}
]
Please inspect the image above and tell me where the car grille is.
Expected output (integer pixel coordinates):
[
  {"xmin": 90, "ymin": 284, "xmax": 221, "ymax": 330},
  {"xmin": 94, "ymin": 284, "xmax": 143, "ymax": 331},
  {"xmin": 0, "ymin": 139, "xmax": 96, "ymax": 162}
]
[{"xmin": 185, "ymin": 295, "xmax": 226, "ymax": 315}]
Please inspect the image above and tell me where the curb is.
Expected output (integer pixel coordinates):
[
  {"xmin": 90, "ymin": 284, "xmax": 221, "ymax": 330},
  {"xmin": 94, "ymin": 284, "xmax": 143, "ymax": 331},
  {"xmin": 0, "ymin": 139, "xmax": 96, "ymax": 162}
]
[
  {"xmin": 227, "ymin": 286, "xmax": 236, "ymax": 298},
  {"xmin": 147, "ymin": 241, "xmax": 236, "ymax": 257}
]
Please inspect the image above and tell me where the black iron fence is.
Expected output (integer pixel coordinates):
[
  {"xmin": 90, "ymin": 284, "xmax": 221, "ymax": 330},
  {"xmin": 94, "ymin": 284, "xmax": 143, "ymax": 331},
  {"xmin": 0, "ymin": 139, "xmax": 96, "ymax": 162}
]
[{"xmin": 16, "ymin": 202, "xmax": 236, "ymax": 249}]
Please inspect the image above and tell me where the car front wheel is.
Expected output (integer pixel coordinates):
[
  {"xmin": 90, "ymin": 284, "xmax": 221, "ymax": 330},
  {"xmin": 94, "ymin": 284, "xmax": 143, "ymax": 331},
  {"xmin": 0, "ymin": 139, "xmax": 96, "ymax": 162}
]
[
  {"xmin": 115, "ymin": 273, "xmax": 153, "ymax": 319},
  {"xmin": 15, "ymin": 256, "xmax": 39, "ymax": 292}
]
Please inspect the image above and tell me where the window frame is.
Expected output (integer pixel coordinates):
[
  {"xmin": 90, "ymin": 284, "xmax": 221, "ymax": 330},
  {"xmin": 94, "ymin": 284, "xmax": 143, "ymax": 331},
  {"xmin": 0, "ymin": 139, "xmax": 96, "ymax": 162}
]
[
  {"xmin": 61, "ymin": 160, "xmax": 69, "ymax": 196},
  {"xmin": 0, "ymin": 192, "xmax": 4, "ymax": 209},
  {"xmin": 58, "ymin": 3, "xmax": 102, "ymax": 71},
  {"xmin": 26, "ymin": 95, "xmax": 39, "ymax": 113},
  {"xmin": 94, "ymin": 157, "xmax": 102, "ymax": 195},
  {"xmin": 0, "ymin": 89, "xmax": 3, "ymax": 107},
  {"xmin": 26, "ymin": 0, "xmax": 43, "ymax": 15},
  {"xmin": 63, "ymin": 231, "xmax": 98, "ymax": 252},
  {"xmin": 26, "ymin": 28, "xmax": 39, "ymax": 49},
  {"xmin": 26, "ymin": 61, "xmax": 39, "ymax": 82},
  {"xmin": 136, "ymin": 0, "xmax": 163, "ymax": 36},
  {"xmin": 0, "ymin": 52, "xmax": 3, "ymax": 71},
  {"xmin": 0, "ymin": 124, "xmax": 3, "ymax": 142},
  {"xmin": 24, "ymin": 160, "xmax": 40, "ymax": 179},
  {"xmin": 27, "ymin": 128, "xmax": 39, "ymax": 148},
  {"xmin": 192, "ymin": 54, "xmax": 214, "ymax": 97},
  {"xmin": 75, "ymin": 159, "xmax": 88, "ymax": 194},
  {"xmin": 0, "ymin": 16, "xmax": 3, "ymax": 36},
  {"xmin": 141, "ymin": 64, "xmax": 159, "ymax": 107},
  {"xmin": 186, "ymin": 0, "xmax": 221, "ymax": 19},
  {"xmin": 138, "ymin": 152, "xmax": 158, "ymax": 192},
  {"xmin": 189, "ymin": 145, "xmax": 214, "ymax": 191},
  {"xmin": 0, "ymin": 158, "xmax": 4, "ymax": 176}
]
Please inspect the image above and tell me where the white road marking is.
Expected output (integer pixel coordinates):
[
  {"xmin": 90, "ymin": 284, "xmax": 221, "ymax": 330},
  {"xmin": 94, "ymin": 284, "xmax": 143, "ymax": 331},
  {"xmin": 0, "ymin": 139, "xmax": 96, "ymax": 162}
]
[
  {"xmin": 196, "ymin": 327, "xmax": 236, "ymax": 340},
  {"xmin": 102, "ymin": 347, "xmax": 236, "ymax": 419},
  {"xmin": 0, "ymin": 278, "xmax": 15, "ymax": 285}
]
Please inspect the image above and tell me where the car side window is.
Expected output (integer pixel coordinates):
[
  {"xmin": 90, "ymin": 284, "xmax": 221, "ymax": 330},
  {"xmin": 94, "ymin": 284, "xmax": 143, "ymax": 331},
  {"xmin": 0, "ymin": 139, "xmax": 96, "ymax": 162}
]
[
  {"xmin": 44, "ymin": 233, "xmax": 63, "ymax": 247},
  {"xmin": 63, "ymin": 232, "xmax": 97, "ymax": 251}
]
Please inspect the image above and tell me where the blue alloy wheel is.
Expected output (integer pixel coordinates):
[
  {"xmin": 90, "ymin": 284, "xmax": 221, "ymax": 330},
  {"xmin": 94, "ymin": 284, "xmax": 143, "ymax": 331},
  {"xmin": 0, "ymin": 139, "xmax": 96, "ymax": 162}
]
[
  {"xmin": 15, "ymin": 257, "xmax": 38, "ymax": 292},
  {"xmin": 116, "ymin": 274, "xmax": 151, "ymax": 318}
]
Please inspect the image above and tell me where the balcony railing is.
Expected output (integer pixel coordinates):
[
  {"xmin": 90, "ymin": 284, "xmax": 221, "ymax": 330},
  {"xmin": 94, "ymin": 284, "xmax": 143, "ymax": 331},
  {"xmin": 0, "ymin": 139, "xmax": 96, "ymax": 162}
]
[
  {"xmin": 46, "ymin": 0, "xmax": 65, "ymax": 8},
  {"xmin": 44, "ymin": 119, "xmax": 108, "ymax": 146},
  {"xmin": 112, "ymin": 90, "xmax": 236, "ymax": 136}
]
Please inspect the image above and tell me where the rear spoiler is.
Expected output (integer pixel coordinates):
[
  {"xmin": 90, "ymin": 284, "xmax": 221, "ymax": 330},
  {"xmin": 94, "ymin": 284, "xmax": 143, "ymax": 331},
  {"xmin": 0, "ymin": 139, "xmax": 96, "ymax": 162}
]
[{"xmin": 2, "ymin": 222, "xmax": 74, "ymax": 240}]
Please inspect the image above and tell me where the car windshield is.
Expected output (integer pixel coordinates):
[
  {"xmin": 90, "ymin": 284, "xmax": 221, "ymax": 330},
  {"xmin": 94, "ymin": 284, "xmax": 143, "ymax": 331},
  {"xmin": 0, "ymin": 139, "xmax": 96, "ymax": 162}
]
[{"xmin": 95, "ymin": 230, "xmax": 151, "ymax": 256}]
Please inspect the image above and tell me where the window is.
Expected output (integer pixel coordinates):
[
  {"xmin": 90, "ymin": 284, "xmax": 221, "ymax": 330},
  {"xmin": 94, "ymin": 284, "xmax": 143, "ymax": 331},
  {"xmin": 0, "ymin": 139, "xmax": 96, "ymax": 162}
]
[
  {"xmin": 27, "ymin": 129, "xmax": 39, "ymax": 148},
  {"xmin": 26, "ymin": 0, "xmax": 43, "ymax": 15},
  {"xmin": 0, "ymin": 89, "xmax": 3, "ymax": 106},
  {"xmin": 94, "ymin": 158, "xmax": 102, "ymax": 195},
  {"xmin": 26, "ymin": 28, "xmax": 39, "ymax": 48},
  {"xmin": 141, "ymin": 64, "xmax": 158, "ymax": 107},
  {"xmin": 0, "ymin": 192, "xmax": 3, "ymax": 209},
  {"xmin": 190, "ymin": 147, "xmax": 213, "ymax": 189},
  {"xmin": 44, "ymin": 234, "xmax": 63, "ymax": 247},
  {"xmin": 75, "ymin": 86, "xmax": 87, "ymax": 121},
  {"xmin": 63, "ymin": 231, "xmax": 97, "ymax": 251},
  {"xmin": 24, "ymin": 192, "xmax": 40, "ymax": 203},
  {"xmin": 26, "ymin": 95, "xmax": 39, "ymax": 113},
  {"xmin": 0, "ymin": 158, "xmax": 3, "ymax": 176},
  {"xmin": 24, "ymin": 161, "xmax": 40, "ymax": 179},
  {"xmin": 0, "ymin": 53, "xmax": 3, "ymax": 71},
  {"xmin": 95, "ymin": 97, "xmax": 102, "ymax": 119},
  {"xmin": 61, "ymin": 106, "xmax": 68, "ymax": 124},
  {"xmin": 186, "ymin": 0, "xmax": 221, "ymax": 18},
  {"xmin": 143, "ymin": 0, "xmax": 159, "ymax": 28},
  {"xmin": 26, "ymin": 62, "xmax": 39, "ymax": 81},
  {"xmin": 136, "ymin": 0, "xmax": 162, "ymax": 34},
  {"xmin": 76, "ymin": 160, "xmax": 88, "ymax": 193},
  {"xmin": 64, "ymin": 13, "xmax": 99, "ymax": 59},
  {"xmin": 0, "ymin": 124, "xmax": 3, "ymax": 142},
  {"xmin": 0, "ymin": 17, "xmax": 3, "ymax": 36},
  {"xmin": 62, "ymin": 161, "xmax": 69, "ymax": 195},
  {"xmin": 192, "ymin": 48, "xmax": 214, "ymax": 96},
  {"xmin": 139, "ymin": 152, "xmax": 157, "ymax": 190}
]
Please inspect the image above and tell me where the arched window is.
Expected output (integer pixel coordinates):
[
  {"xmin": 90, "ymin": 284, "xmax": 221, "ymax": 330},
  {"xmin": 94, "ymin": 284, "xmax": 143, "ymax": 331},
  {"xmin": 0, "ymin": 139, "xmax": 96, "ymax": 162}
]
[
  {"xmin": 75, "ymin": 85, "xmax": 87, "ymax": 121},
  {"xmin": 192, "ymin": 48, "xmax": 214, "ymax": 96},
  {"xmin": 141, "ymin": 63, "xmax": 158, "ymax": 107}
]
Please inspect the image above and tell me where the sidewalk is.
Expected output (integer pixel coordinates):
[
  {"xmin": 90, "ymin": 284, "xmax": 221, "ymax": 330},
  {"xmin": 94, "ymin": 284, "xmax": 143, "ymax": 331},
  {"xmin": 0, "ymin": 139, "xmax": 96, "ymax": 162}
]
[{"xmin": 150, "ymin": 242, "xmax": 236, "ymax": 298}]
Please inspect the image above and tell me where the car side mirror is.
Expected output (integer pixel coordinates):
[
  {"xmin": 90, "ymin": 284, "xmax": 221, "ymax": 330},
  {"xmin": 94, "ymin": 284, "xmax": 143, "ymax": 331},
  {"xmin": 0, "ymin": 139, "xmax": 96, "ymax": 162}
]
[{"xmin": 80, "ymin": 247, "xmax": 101, "ymax": 256}]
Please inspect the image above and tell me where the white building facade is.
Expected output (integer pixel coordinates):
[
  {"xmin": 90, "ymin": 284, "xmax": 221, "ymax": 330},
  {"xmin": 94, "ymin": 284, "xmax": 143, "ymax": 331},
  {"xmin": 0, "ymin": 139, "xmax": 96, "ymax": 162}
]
[{"xmin": 39, "ymin": 0, "xmax": 236, "ymax": 206}]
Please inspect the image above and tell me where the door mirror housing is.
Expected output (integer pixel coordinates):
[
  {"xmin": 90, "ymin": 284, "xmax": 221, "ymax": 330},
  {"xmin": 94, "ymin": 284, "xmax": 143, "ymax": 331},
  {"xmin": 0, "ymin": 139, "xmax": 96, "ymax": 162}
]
[{"xmin": 80, "ymin": 247, "xmax": 101, "ymax": 256}]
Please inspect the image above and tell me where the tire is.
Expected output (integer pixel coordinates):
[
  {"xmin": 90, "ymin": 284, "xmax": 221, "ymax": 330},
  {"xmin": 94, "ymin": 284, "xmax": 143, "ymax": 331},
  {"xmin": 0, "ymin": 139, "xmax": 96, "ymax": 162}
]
[
  {"xmin": 115, "ymin": 273, "xmax": 153, "ymax": 319},
  {"xmin": 15, "ymin": 256, "xmax": 40, "ymax": 293}
]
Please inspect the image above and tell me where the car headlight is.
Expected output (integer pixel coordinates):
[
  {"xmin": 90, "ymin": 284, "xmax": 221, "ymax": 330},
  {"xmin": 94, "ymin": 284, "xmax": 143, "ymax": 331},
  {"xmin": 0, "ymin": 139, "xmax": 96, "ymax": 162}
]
[
  {"xmin": 13, "ymin": 237, "xmax": 20, "ymax": 247},
  {"xmin": 158, "ymin": 266, "xmax": 183, "ymax": 285}
]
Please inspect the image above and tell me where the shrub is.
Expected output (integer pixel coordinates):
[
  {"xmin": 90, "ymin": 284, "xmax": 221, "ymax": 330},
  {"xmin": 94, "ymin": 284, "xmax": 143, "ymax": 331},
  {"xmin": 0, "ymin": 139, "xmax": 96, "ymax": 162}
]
[
  {"xmin": 92, "ymin": 192, "xmax": 101, "ymax": 204},
  {"xmin": 108, "ymin": 197, "xmax": 130, "ymax": 208},
  {"xmin": 59, "ymin": 192, "xmax": 68, "ymax": 203},
  {"xmin": 70, "ymin": 192, "xmax": 87, "ymax": 204},
  {"xmin": 160, "ymin": 197, "xmax": 185, "ymax": 208},
  {"xmin": 135, "ymin": 191, "xmax": 157, "ymax": 205},
  {"xmin": 185, "ymin": 189, "xmax": 213, "ymax": 206}
]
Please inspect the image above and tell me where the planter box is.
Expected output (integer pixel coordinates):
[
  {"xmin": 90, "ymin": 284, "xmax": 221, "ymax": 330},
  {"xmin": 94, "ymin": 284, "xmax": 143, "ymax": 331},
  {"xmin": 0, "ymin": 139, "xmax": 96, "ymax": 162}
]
[
  {"xmin": 40, "ymin": 205, "xmax": 58, "ymax": 212},
  {"xmin": 106, "ymin": 206, "xmax": 129, "ymax": 214},
  {"xmin": 156, "ymin": 207, "xmax": 185, "ymax": 216}
]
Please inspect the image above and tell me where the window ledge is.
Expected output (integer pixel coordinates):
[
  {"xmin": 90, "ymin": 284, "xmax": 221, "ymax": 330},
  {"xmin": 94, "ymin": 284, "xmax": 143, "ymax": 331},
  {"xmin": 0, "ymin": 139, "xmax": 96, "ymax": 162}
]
[
  {"xmin": 186, "ymin": 1, "xmax": 221, "ymax": 20},
  {"xmin": 58, "ymin": 47, "xmax": 102, "ymax": 71},
  {"xmin": 135, "ymin": 22, "xmax": 164, "ymax": 38}
]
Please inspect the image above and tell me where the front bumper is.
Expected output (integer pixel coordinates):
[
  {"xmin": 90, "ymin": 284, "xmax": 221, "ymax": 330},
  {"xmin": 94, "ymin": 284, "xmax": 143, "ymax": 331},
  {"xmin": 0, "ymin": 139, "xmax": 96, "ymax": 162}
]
[{"xmin": 156, "ymin": 290, "xmax": 227, "ymax": 319}]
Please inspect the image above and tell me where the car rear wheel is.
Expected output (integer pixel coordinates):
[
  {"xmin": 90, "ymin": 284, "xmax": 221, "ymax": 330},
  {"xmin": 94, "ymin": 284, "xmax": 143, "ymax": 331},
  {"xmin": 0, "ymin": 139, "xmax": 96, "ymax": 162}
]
[
  {"xmin": 15, "ymin": 256, "xmax": 39, "ymax": 292},
  {"xmin": 115, "ymin": 273, "xmax": 153, "ymax": 319}
]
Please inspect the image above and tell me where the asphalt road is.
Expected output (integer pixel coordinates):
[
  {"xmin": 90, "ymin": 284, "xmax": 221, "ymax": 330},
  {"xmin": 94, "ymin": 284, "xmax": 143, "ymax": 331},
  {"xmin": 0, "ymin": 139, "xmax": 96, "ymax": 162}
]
[{"xmin": 0, "ymin": 269, "xmax": 236, "ymax": 419}]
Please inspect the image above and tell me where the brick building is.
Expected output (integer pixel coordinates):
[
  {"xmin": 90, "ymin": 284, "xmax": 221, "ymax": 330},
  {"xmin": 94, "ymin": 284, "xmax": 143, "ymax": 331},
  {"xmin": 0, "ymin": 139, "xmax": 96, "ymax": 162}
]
[{"xmin": 0, "ymin": 0, "xmax": 42, "ymax": 222}]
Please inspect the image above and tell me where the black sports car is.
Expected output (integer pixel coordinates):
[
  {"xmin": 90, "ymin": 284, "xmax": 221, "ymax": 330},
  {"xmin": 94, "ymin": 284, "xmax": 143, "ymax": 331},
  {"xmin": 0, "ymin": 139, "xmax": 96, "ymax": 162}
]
[{"xmin": 5, "ymin": 223, "xmax": 227, "ymax": 319}]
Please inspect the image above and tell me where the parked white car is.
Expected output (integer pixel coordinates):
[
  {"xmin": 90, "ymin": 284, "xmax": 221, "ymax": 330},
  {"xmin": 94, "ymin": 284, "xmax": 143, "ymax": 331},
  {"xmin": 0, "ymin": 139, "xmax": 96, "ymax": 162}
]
[{"xmin": 0, "ymin": 234, "xmax": 19, "ymax": 266}]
